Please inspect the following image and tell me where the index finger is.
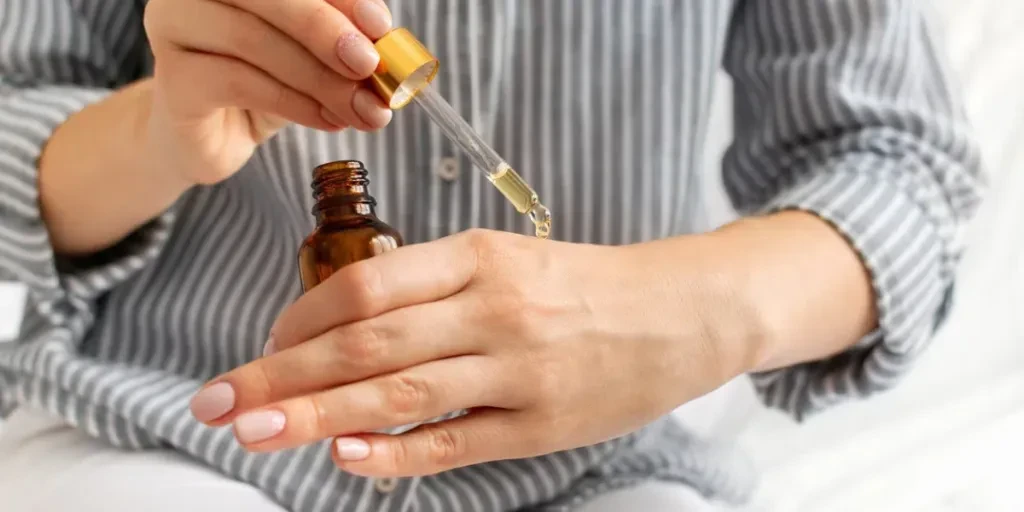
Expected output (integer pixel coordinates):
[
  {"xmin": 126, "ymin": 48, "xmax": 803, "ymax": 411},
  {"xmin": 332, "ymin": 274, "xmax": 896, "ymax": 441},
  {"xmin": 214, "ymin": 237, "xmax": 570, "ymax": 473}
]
[
  {"xmin": 218, "ymin": 0, "xmax": 392, "ymax": 80},
  {"xmin": 269, "ymin": 232, "xmax": 480, "ymax": 353}
]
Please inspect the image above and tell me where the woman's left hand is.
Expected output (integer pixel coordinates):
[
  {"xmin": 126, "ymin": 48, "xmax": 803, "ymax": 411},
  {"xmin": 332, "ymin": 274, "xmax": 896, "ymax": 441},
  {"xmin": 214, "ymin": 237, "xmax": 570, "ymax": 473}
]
[{"xmin": 189, "ymin": 228, "xmax": 759, "ymax": 477}]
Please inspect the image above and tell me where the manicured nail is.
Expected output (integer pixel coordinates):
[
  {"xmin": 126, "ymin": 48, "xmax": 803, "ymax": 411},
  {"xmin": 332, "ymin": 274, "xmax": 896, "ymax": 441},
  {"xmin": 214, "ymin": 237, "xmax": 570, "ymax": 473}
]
[
  {"xmin": 262, "ymin": 335, "xmax": 277, "ymax": 357},
  {"xmin": 352, "ymin": 0, "xmax": 393, "ymax": 40},
  {"xmin": 352, "ymin": 88, "xmax": 392, "ymax": 129},
  {"xmin": 233, "ymin": 410, "xmax": 286, "ymax": 444},
  {"xmin": 189, "ymin": 382, "xmax": 235, "ymax": 422},
  {"xmin": 320, "ymin": 108, "xmax": 347, "ymax": 130},
  {"xmin": 335, "ymin": 437, "xmax": 371, "ymax": 461},
  {"xmin": 336, "ymin": 32, "xmax": 379, "ymax": 77}
]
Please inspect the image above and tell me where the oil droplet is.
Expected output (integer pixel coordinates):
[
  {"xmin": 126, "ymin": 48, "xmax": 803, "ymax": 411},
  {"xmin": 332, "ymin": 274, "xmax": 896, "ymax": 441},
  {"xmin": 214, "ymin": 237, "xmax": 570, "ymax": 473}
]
[{"xmin": 528, "ymin": 203, "xmax": 552, "ymax": 240}]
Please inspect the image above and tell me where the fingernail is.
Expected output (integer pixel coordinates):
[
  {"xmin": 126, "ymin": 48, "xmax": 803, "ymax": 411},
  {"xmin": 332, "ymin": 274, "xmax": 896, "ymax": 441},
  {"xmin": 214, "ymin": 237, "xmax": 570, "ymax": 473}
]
[
  {"xmin": 352, "ymin": 0, "xmax": 393, "ymax": 40},
  {"xmin": 352, "ymin": 88, "xmax": 393, "ymax": 129},
  {"xmin": 233, "ymin": 410, "xmax": 287, "ymax": 444},
  {"xmin": 190, "ymin": 382, "xmax": 235, "ymax": 422},
  {"xmin": 335, "ymin": 437, "xmax": 371, "ymax": 461},
  {"xmin": 320, "ymin": 107, "xmax": 347, "ymax": 130},
  {"xmin": 336, "ymin": 32, "xmax": 379, "ymax": 77}
]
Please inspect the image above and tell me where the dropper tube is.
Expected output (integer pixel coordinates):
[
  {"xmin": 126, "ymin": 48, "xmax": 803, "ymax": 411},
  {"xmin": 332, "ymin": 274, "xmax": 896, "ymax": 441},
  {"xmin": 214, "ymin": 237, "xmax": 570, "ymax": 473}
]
[
  {"xmin": 367, "ymin": 28, "xmax": 552, "ymax": 238},
  {"xmin": 412, "ymin": 87, "xmax": 549, "ymax": 222}
]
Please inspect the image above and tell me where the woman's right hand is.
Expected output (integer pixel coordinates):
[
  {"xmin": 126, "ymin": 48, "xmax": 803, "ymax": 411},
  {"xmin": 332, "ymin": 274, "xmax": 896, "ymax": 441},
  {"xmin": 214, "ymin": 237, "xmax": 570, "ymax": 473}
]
[{"xmin": 143, "ymin": 0, "xmax": 395, "ymax": 186}]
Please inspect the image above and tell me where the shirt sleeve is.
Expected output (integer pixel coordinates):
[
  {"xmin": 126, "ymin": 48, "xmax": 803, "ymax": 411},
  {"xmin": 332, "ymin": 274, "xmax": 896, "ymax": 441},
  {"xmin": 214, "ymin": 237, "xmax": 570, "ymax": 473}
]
[
  {"xmin": 0, "ymin": 1, "xmax": 170, "ymax": 341},
  {"xmin": 721, "ymin": 1, "xmax": 985, "ymax": 420}
]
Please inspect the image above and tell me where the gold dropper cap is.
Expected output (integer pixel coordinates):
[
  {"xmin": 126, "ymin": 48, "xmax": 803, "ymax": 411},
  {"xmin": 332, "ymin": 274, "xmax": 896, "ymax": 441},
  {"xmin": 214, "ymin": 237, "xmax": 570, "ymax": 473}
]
[{"xmin": 369, "ymin": 28, "xmax": 439, "ymax": 110}]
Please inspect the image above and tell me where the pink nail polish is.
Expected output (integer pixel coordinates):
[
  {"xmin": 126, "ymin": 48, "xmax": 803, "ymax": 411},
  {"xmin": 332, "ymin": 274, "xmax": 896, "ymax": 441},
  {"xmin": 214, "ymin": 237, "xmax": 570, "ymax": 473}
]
[
  {"xmin": 352, "ymin": 88, "xmax": 393, "ymax": 129},
  {"xmin": 335, "ymin": 437, "xmax": 371, "ymax": 461},
  {"xmin": 233, "ymin": 410, "xmax": 287, "ymax": 444},
  {"xmin": 336, "ymin": 33, "xmax": 379, "ymax": 77},
  {"xmin": 352, "ymin": 0, "xmax": 393, "ymax": 40},
  {"xmin": 189, "ymin": 382, "xmax": 235, "ymax": 422}
]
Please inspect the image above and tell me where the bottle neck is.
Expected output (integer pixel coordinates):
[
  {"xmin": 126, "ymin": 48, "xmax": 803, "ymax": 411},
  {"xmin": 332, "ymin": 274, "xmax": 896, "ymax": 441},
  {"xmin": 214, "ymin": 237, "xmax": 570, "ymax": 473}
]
[{"xmin": 310, "ymin": 161, "xmax": 379, "ymax": 224}]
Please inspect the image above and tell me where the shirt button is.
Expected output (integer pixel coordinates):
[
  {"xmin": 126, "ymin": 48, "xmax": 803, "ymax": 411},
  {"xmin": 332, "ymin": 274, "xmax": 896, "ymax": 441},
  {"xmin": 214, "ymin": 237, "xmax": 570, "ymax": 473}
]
[
  {"xmin": 436, "ymin": 157, "xmax": 460, "ymax": 181},
  {"xmin": 374, "ymin": 477, "xmax": 399, "ymax": 493}
]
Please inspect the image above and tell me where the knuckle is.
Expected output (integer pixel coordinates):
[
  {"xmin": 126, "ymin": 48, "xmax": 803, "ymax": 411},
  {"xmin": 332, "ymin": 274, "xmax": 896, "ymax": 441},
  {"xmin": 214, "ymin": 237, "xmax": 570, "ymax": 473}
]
[
  {"xmin": 333, "ymin": 322, "xmax": 386, "ymax": 363},
  {"xmin": 385, "ymin": 437, "xmax": 410, "ymax": 473},
  {"xmin": 305, "ymin": 394, "xmax": 333, "ymax": 437},
  {"xmin": 343, "ymin": 263, "xmax": 385, "ymax": 317},
  {"xmin": 237, "ymin": 361, "xmax": 276, "ymax": 404},
  {"xmin": 459, "ymin": 228, "xmax": 516, "ymax": 281},
  {"xmin": 462, "ymin": 228, "xmax": 497, "ymax": 256},
  {"xmin": 383, "ymin": 374, "xmax": 430, "ymax": 417},
  {"xmin": 425, "ymin": 427, "xmax": 463, "ymax": 467}
]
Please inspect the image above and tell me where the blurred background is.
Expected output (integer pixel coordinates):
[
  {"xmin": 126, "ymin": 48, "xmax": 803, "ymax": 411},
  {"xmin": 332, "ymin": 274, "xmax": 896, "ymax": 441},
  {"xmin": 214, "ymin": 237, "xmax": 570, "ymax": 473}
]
[
  {"xmin": 1, "ymin": 1, "xmax": 1022, "ymax": 511},
  {"xmin": 687, "ymin": 1, "xmax": 1024, "ymax": 510}
]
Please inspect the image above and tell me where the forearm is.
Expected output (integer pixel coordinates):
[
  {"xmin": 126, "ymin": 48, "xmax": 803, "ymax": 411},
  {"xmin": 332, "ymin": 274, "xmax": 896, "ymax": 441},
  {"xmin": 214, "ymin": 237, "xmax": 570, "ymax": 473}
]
[
  {"xmin": 37, "ymin": 78, "xmax": 190, "ymax": 256},
  {"xmin": 627, "ymin": 209, "xmax": 875, "ymax": 381},
  {"xmin": 706, "ymin": 211, "xmax": 877, "ymax": 372}
]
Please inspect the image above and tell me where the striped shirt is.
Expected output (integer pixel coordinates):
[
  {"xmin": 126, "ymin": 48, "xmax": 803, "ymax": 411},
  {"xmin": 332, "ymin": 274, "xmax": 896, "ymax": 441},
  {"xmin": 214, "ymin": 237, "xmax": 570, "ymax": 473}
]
[{"xmin": 0, "ymin": 1, "xmax": 983, "ymax": 510}]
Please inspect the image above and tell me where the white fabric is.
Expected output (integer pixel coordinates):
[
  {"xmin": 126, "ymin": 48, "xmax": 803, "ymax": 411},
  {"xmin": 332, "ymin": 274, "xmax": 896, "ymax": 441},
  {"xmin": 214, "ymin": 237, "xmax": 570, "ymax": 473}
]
[
  {"xmin": 0, "ymin": 282, "xmax": 26, "ymax": 343},
  {"xmin": 0, "ymin": 407, "xmax": 718, "ymax": 512},
  {"xmin": 574, "ymin": 481, "xmax": 718, "ymax": 512},
  {"xmin": 0, "ymin": 408, "xmax": 286, "ymax": 512}
]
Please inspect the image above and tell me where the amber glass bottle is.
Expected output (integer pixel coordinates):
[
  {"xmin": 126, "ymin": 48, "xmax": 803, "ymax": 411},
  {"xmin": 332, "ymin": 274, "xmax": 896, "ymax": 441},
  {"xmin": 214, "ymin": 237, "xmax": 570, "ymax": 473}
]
[{"xmin": 298, "ymin": 160, "xmax": 403, "ymax": 292}]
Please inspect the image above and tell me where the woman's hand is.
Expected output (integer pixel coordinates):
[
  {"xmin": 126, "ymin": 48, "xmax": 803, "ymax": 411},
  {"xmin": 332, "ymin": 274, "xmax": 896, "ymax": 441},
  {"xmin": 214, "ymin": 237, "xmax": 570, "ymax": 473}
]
[
  {"xmin": 143, "ymin": 0, "xmax": 394, "ymax": 186},
  {"xmin": 189, "ymin": 228, "xmax": 764, "ymax": 477}
]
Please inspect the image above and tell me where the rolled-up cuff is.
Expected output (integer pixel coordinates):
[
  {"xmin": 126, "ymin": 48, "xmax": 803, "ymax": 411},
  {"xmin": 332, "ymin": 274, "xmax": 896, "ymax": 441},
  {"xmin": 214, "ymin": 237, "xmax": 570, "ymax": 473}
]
[
  {"xmin": 0, "ymin": 85, "xmax": 176, "ymax": 336},
  {"xmin": 749, "ymin": 165, "xmax": 951, "ymax": 420}
]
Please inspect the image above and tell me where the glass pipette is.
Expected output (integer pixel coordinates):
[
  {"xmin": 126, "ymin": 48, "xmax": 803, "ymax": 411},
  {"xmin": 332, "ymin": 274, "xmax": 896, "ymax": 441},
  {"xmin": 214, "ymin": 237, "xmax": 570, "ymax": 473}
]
[
  {"xmin": 412, "ymin": 85, "xmax": 552, "ymax": 239},
  {"xmin": 366, "ymin": 26, "xmax": 551, "ymax": 238}
]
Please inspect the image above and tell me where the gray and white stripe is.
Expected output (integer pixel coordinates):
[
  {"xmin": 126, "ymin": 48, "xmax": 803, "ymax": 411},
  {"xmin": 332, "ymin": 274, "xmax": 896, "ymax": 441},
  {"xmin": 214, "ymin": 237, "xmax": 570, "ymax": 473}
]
[{"xmin": 0, "ymin": 0, "xmax": 983, "ymax": 510}]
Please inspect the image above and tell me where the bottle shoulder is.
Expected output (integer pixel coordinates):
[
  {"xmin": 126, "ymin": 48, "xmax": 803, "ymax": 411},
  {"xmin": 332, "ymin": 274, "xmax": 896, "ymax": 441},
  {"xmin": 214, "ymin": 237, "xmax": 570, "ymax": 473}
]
[
  {"xmin": 303, "ymin": 218, "xmax": 401, "ymax": 244},
  {"xmin": 299, "ymin": 218, "xmax": 403, "ymax": 264}
]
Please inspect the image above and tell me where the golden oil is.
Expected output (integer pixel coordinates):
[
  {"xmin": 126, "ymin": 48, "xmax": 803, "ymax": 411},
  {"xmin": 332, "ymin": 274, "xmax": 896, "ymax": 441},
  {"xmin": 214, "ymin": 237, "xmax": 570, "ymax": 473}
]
[
  {"xmin": 488, "ymin": 164, "xmax": 552, "ymax": 239},
  {"xmin": 487, "ymin": 164, "xmax": 535, "ymax": 213},
  {"xmin": 528, "ymin": 203, "xmax": 552, "ymax": 239}
]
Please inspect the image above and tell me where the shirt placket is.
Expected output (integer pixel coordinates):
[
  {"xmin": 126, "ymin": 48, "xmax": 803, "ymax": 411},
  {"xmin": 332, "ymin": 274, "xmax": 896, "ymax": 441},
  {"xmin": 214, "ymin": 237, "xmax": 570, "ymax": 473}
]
[{"xmin": 432, "ymin": 1, "xmax": 508, "ymax": 236}]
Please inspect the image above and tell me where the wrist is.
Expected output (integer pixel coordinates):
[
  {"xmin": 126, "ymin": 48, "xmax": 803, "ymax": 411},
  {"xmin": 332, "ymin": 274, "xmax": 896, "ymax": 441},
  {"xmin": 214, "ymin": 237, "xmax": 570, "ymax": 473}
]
[
  {"xmin": 688, "ymin": 231, "xmax": 777, "ymax": 376},
  {"xmin": 707, "ymin": 211, "xmax": 878, "ymax": 373},
  {"xmin": 38, "ymin": 79, "xmax": 190, "ymax": 255},
  {"xmin": 695, "ymin": 221, "xmax": 782, "ymax": 374},
  {"xmin": 623, "ymin": 234, "xmax": 772, "ymax": 380},
  {"xmin": 137, "ymin": 82, "xmax": 197, "ymax": 193}
]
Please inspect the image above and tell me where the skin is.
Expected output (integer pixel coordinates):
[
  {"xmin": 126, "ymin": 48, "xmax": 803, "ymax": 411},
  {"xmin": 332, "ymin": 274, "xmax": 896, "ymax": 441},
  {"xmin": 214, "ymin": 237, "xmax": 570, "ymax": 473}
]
[
  {"xmin": 35, "ymin": 0, "xmax": 877, "ymax": 480},
  {"xmin": 40, "ymin": 0, "xmax": 394, "ymax": 255},
  {"xmin": 196, "ymin": 211, "xmax": 875, "ymax": 478}
]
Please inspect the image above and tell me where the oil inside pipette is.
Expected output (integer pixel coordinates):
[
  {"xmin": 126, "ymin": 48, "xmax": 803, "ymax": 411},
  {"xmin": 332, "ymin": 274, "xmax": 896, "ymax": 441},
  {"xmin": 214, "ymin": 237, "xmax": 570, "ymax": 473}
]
[
  {"xmin": 411, "ymin": 85, "xmax": 551, "ymax": 239},
  {"xmin": 487, "ymin": 164, "xmax": 551, "ymax": 239}
]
